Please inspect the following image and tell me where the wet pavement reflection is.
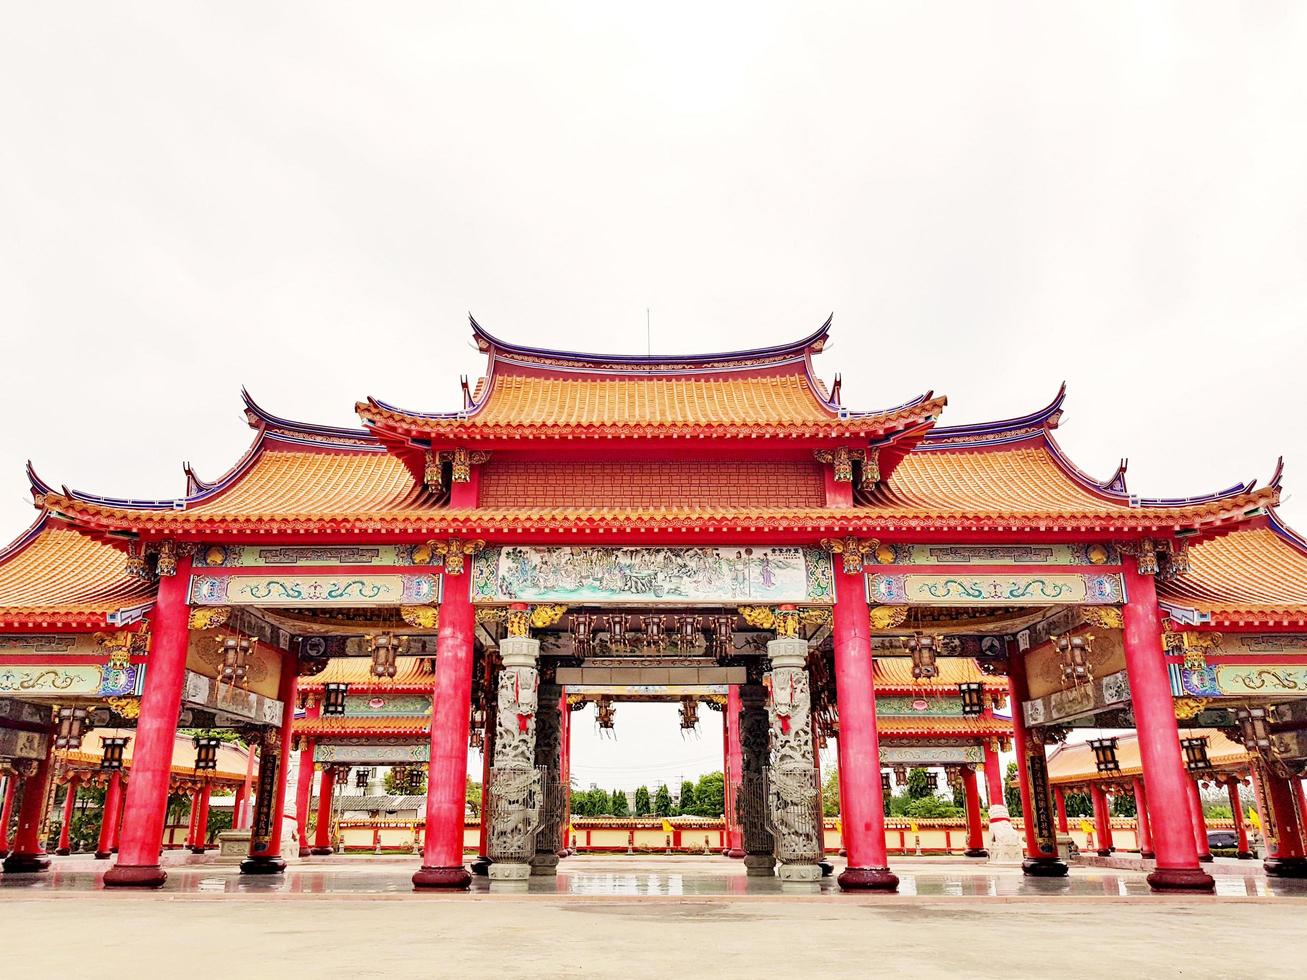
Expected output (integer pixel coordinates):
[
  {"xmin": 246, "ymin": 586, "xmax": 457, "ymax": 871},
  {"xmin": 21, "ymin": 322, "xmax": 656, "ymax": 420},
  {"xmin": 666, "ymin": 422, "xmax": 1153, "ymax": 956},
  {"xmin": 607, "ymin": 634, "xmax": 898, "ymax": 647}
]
[{"xmin": 3, "ymin": 855, "xmax": 1304, "ymax": 898}]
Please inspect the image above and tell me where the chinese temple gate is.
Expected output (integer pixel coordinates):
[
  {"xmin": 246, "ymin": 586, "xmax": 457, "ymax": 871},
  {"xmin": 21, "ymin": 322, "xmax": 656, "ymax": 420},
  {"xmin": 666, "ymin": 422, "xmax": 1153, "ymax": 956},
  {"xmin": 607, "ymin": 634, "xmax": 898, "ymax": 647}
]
[{"xmin": 2, "ymin": 317, "xmax": 1305, "ymax": 893}]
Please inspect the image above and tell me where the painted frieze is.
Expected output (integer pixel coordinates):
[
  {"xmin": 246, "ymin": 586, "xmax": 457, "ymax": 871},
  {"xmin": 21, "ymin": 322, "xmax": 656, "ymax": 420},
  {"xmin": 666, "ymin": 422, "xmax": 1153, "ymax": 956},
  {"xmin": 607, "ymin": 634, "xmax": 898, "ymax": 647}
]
[
  {"xmin": 472, "ymin": 546, "xmax": 833, "ymax": 605},
  {"xmin": 189, "ymin": 573, "xmax": 439, "ymax": 607},
  {"xmin": 0, "ymin": 663, "xmax": 142, "ymax": 698},
  {"xmin": 879, "ymin": 745, "xmax": 985, "ymax": 765},
  {"xmin": 870, "ymin": 543, "xmax": 1118, "ymax": 566},
  {"xmin": 1022, "ymin": 669, "xmax": 1130, "ymax": 726},
  {"xmin": 314, "ymin": 743, "xmax": 430, "ymax": 765},
  {"xmin": 1173, "ymin": 663, "xmax": 1307, "ymax": 699},
  {"xmin": 868, "ymin": 572, "xmax": 1124, "ymax": 606}
]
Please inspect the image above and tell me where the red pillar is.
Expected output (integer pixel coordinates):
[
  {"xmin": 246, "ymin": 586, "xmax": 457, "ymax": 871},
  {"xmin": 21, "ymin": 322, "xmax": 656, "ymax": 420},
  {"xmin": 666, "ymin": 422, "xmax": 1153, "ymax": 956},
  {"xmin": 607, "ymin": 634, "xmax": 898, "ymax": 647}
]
[
  {"xmin": 104, "ymin": 558, "xmax": 192, "ymax": 887},
  {"xmin": 832, "ymin": 563, "xmax": 896, "ymax": 891},
  {"xmin": 413, "ymin": 570, "xmax": 475, "ymax": 889},
  {"xmin": 185, "ymin": 788, "xmax": 201, "ymax": 850},
  {"xmin": 95, "ymin": 771, "xmax": 124, "ymax": 859},
  {"xmin": 1090, "ymin": 784, "xmax": 1114, "ymax": 855},
  {"xmin": 962, "ymin": 765, "xmax": 986, "ymax": 857},
  {"xmin": 295, "ymin": 735, "xmax": 317, "ymax": 857},
  {"xmin": 1227, "ymin": 779, "xmax": 1252, "ymax": 859},
  {"xmin": 2, "ymin": 740, "xmax": 55, "ymax": 873},
  {"xmin": 1054, "ymin": 787, "xmax": 1069, "ymax": 834},
  {"xmin": 242, "ymin": 649, "xmax": 298, "ymax": 873},
  {"xmin": 1006, "ymin": 645, "xmax": 1066, "ymax": 875},
  {"xmin": 1185, "ymin": 778, "xmax": 1212, "ymax": 861},
  {"xmin": 311, "ymin": 767, "xmax": 336, "ymax": 854},
  {"xmin": 191, "ymin": 781, "xmax": 211, "ymax": 854},
  {"xmin": 236, "ymin": 740, "xmax": 257, "ymax": 829},
  {"xmin": 1134, "ymin": 778, "xmax": 1155, "ymax": 858},
  {"xmin": 1120, "ymin": 556, "xmax": 1214, "ymax": 892},
  {"xmin": 1261, "ymin": 767, "xmax": 1307, "ymax": 877},
  {"xmin": 0, "ymin": 775, "xmax": 16, "ymax": 854},
  {"xmin": 472, "ymin": 742, "xmax": 492, "ymax": 870},
  {"xmin": 724, "ymin": 684, "xmax": 745, "ymax": 859},
  {"xmin": 1294, "ymin": 779, "xmax": 1307, "ymax": 831},
  {"xmin": 56, "ymin": 777, "xmax": 80, "ymax": 855}
]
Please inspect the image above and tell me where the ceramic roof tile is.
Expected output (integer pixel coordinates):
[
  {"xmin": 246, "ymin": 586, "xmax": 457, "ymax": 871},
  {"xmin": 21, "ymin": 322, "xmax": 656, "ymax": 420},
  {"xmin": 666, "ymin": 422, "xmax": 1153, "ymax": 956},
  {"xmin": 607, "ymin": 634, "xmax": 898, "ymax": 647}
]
[
  {"xmin": 874, "ymin": 657, "xmax": 1007, "ymax": 690},
  {"xmin": 1047, "ymin": 730, "xmax": 1247, "ymax": 784},
  {"xmin": 1159, "ymin": 525, "xmax": 1307, "ymax": 625},
  {"xmin": 300, "ymin": 657, "xmax": 436, "ymax": 690},
  {"xmin": 295, "ymin": 715, "xmax": 430, "ymax": 737},
  {"xmin": 874, "ymin": 716, "xmax": 1011, "ymax": 736}
]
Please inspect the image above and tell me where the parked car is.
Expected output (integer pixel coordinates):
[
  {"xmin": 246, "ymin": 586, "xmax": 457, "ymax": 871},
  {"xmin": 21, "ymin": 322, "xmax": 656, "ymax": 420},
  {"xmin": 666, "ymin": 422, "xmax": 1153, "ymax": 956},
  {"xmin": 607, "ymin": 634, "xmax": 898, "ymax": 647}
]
[{"xmin": 1207, "ymin": 830, "xmax": 1240, "ymax": 850}]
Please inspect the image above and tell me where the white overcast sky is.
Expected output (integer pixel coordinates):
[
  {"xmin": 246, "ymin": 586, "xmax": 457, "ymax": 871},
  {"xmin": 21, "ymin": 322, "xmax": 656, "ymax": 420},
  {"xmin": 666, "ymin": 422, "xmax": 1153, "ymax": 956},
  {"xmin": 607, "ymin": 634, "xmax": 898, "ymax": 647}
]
[{"xmin": 2, "ymin": 4, "xmax": 1305, "ymax": 786}]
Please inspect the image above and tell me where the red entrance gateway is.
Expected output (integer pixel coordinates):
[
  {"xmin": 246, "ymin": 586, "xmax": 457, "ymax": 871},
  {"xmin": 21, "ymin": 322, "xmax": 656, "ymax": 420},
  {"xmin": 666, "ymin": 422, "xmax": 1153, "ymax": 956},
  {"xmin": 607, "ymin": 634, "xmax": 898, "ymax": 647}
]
[{"xmin": 2, "ymin": 317, "xmax": 1302, "ymax": 893}]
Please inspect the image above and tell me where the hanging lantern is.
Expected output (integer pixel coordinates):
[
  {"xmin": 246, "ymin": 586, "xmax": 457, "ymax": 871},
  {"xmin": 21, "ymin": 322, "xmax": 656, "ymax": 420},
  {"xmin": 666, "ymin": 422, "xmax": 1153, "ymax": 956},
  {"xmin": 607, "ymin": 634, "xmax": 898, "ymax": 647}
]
[
  {"xmin": 355, "ymin": 768, "xmax": 372, "ymax": 789},
  {"xmin": 596, "ymin": 696, "xmax": 616, "ymax": 729},
  {"xmin": 367, "ymin": 633, "xmax": 405, "ymax": 678},
  {"xmin": 902, "ymin": 632, "xmax": 940, "ymax": 680},
  {"xmin": 881, "ymin": 771, "xmax": 892, "ymax": 794},
  {"xmin": 193, "ymin": 735, "xmax": 221, "ymax": 772},
  {"xmin": 925, "ymin": 771, "xmax": 939, "ymax": 791},
  {"xmin": 893, "ymin": 765, "xmax": 908, "ymax": 784},
  {"xmin": 712, "ymin": 615, "xmax": 734, "ymax": 657},
  {"xmin": 100, "ymin": 736, "xmax": 129, "ymax": 771},
  {"xmin": 469, "ymin": 727, "xmax": 484, "ymax": 750},
  {"xmin": 606, "ymin": 615, "xmax": 629, "ymax": 652},
  {"xmin": 1088, "ymin": 737, "xmax": 1121, "ymax": 773},
  {"xmin": 1054, "ymin": 632, "xmax": 1095, "ymax": 686},
  {"xmin": 679, "ymin": 696, "xmax": 699, "ymax": 730},
  {"xmin": 644, "ymin": 615, "xmax": 667, "ymax": 652},
  {"xmin": 217, "ymin": 634, "xmax": 252, "ymax": 685},
  {"xmin": 677, "ymin": 615, "xmax": 701, "ymax": 651},
  {"xmin": 571, "ymin": 612, "xmax": 594, "ymax": 657},
  {"xmin": 54, "ymin": 706, "xmax": 90, "ymax": 750},
  {"xmin": 1181, "ymin": 736, "xmax": 1212, "ymax": 774},
  {"xmin": 323, "ymin": 683, "xmax": 349, "ymax": 716},
  {"xmin": 1236, "ymin": 706, "xmax": 1272, "ymax": 752},
  {"xmin": 958, "ymin": 682, "xmax": 985, "ymax": 717}
]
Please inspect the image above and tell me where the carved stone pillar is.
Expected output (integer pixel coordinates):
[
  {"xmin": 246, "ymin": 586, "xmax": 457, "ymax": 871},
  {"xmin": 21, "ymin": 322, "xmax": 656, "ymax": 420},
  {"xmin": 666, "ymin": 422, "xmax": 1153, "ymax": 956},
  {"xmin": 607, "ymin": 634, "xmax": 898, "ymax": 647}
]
[
  {"xmin": 487, "ymin": 635, "xmax": 541, "ymax": 880},
  {"xmin": 765, "ymin": 637, "xmax": 822, "ymax": 880},
  {"xmin": 738, "ymin": 681, "xmax": 774, "ymax": 876},
  {"xmin": 531, "ymin": 682, "xmax": 563, "ymax": 876}
]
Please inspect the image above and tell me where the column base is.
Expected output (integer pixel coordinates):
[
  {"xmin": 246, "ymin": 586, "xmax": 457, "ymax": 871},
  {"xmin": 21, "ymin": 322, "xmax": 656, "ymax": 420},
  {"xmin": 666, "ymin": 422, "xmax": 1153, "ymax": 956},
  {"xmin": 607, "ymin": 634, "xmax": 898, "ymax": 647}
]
[
  {"xmin": 412, "ymin": 865, "xmax": 472, "ymax": 889},
  {"xmin": 2, "ymin": 852, "xmax": 51, "ymax": 874},
  {"xmin": 1236, "ymin": 851, "xmax": 1255, "ymax": 860},
  {"xmin": 103, "ymin": 864, "xmax": 167, "ymax": 888},
  {"xmin": 530, "ymin": 853, "xmax": 559, "ymax": 876},
  {"xmin": 1096, "ymin": 849, "xmax": 1112, "ymax": 857},
  {"xmin": 1021, "ymin": 857, "xmax": 1069, "ymax": 877},
  {"xmin": 744, "ymin": 854, "xmax": 775, "ymax": 877},
  {"xmin": 1264, "ymin": 856, "xmax": 1307, "ymax": 878},
  {"xmin": 818, "ymin": 860, "xmax": 835, "ymax": 877},
  {"xmin": 94, "ymin": 851, "xmax": 112, "ymax": 860},
  {"xmin": 470, "ymin": 855, "xmax": 493, "ymax": 876},
  {"xmin": 1147, "ymin": 867, "xmax": 1216, "ymax": 892},
  {"xmin": 777, "ymin": 863, "xmax": 822, "ymax": 881},
  {"xmin": 964, "ymin": 848, "xmax": 989, "ymax": 859},
  {"xmin": 837, "ymin": 866, "xmax": 899, "ymax": 891},
  {"xmin": 488, "ymin": 862, "xmax": 531, "ymax": 881},
  {"xmin": 1140, "ymin": 850, "xmax": 1155, "ymax": 860},
  {"xmin": 191, "ymin": 847, "xmax": 208, "ymax": 856},
  {"xmin": 309, "ymin": 846, "xmax": 334, "ymax": 856},
  {"xmin": 725, "ymin": 848, "xmax": 746, "ymax": 859},
  {"xmin": 56, "ymin": 847, "xmax": 71, "ymax": 856},
  {"xmin": 239, "ymin": 855, "xmax": 287, "ymax": 875},
  {"xmin": 1197, "ymin": 853, "xmax": 1214, "ymax": 863}
]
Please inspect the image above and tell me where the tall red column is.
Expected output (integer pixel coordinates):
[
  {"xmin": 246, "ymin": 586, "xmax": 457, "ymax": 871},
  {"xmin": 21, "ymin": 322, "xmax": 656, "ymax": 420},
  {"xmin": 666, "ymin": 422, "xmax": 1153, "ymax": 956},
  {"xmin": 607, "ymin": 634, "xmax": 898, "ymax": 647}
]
[
  {"xmin": 1294, "ymin": 779, "xmax": 1307, "ymax": 830},
  {"xmin": 558, "ymin": 686, "xmax": 571, "ymax": 857},
  {"xmin": 185, "ymin": 789, "xmax": 201, "ymax": 850},
  {"xmin": 2, "ymin": 740, "xmax": 55, "ymax": 873},
  {"xmin": 414, "ymin": 570, "xmax": 476, "ymax": 889},
  {"xmin": 1227, "ymin": 779, "xmax": 1252, "ymax": 859},
  {"xmin": 982, "ymin": 742, "xmax": 1004, "ymax": 809},
  {"xmin": 724, "ymin": 684, "xmax": 745, "ymax": 859},
  {"xmin": 295, "ymin": 733, "xmax": 317, "ymax": 857},
  {"xmin": 1120, "ymin": 556, "xmax": 1214, "ymax": 892},
  {"xmin": 0, "ymin": 775, "xmax": 16, "ymax": 855},
  {"xmin": 832, "ymin": 563, "xmax": 896, "ymax": 891},
  {"xmin": 104, "ymin": 558, "xmax": 192, "ymax": 887},
  {"xmin": 1006, "ymin": 645, "xmax": 1066, "ymax": 876},
  {"xmin": 962, "ymin": 765, "xmax": 986, "ymax": 857},
  {"xmin": 311, "ymin": 767, "xmax": 336, "ymax": 854},
  {"xmin": 1134, "ymin": 778, "xmax": 1154, "ymax": 858},
  {"xmin": 1261, "ymin": 766, "xmax": 1307, "ymax": 877},
  {"xmin": 56, "ymin": 777, "xmax": 80, "ymax": 855},
  {"xmin": 1054, "ymin": 787, "xmax": 1069, "ymax": 833},
  {"xmin": 191, "ymin": 781, "xmax": 211, "ymax": 854},
  {"xmin": 471, "ymin": 737, "xmax": 492, "ymax": 873},
  {"xmin": 1090, "ymin": 784, "xmax": 1114, "ymax": 855},
  {"xmin": 95, "ymin": 771, "xmax": 124, "ymax": 859},
  {"xmin": 242, "ymin": 649, "xmax": 298, "ymax": 873},
  {"xmin": 1185, "ymin": 778, "xmax": 1212, "ymax": 861},
  {"xmin": 236, "ymin": 740, "xmax": 257, "ymax": 829}
]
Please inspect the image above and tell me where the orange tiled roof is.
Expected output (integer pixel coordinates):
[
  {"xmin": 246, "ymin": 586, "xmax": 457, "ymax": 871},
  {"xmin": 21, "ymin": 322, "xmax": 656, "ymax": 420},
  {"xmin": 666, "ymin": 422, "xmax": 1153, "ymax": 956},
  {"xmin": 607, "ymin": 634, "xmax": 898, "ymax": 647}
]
[
  {"xmin": 59, "ymin": 729, "xmax": 251, "ymax": 785},
  {"xmin": 1159, "ymin": 521, "xmax": 1307, "ymax": 626},
  {"xmin": 1047, "ymin": 730, "xmax": 1247, "ymax": 785},
  {"xmin": 874, "ymin": 657, "xmax": 1007, "ymax": 691},
  {"xmin": 875, "ymin": 715, "xmax": 1011, "ymax": 737},
  {"xmin": 0, "ymin": 520, "xmax": 155, "ymax": 628},
  {"xmin": 300, "ymin": 656, "xmax": 436, "ymax": 691},
  {"xmin": 295, "ymin": 715, "xmax": 429, "ymax": 738}
]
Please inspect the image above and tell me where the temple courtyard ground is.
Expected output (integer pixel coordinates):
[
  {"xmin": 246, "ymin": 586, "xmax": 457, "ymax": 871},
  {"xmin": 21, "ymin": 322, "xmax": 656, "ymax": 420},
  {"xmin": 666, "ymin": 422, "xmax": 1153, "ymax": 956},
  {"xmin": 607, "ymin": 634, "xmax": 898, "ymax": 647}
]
[{"xmin": 3, "ymin": 855, "xmax": 1306, "ymax": 978}]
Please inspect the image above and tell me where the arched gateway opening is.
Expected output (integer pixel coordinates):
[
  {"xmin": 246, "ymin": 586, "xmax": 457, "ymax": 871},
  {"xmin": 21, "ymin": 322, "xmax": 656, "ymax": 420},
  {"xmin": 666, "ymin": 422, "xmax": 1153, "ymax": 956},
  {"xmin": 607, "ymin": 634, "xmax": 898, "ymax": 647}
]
[{"xmin": 2, "ymin": 318, "xmax": 1304, "ymax": 896}]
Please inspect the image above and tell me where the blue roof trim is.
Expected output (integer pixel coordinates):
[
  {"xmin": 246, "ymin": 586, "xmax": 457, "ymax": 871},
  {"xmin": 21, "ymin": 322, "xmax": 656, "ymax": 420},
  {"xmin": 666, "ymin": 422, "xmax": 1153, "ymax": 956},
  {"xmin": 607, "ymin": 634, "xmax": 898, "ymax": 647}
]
[
  {"xmin": 242, "ymin": 388, "xmax": 372, "ymax": 439},
  {"xmin": 922, "ymin": 384, "xmax": 1066, "ymax": 445}
]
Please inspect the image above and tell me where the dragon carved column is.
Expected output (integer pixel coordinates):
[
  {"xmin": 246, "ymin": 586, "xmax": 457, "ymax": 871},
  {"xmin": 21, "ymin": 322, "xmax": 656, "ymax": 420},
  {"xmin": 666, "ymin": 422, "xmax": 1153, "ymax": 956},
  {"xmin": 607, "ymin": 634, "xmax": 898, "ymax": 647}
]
[
  {"xmin": 531, "ymin": 682, "xmax": 564, "ymax": 875},
  {"xmin": 738, "ymin": 672, "xmax": 775, "ymax": 877},
  {"xmin": 765, "ymin": 636, "xmax": 823, "ymax": 880},
  {"xmin": 487, "ymin": 608, "xmax": 542, "ymax": 881}
]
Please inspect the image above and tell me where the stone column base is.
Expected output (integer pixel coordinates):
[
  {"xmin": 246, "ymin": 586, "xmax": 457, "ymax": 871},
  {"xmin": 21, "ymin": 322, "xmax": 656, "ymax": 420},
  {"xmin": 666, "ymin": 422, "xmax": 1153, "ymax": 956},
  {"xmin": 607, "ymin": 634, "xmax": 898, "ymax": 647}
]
[
  {"xmin": 1147, "ymin": 867, "xmax": 1216, "ymax": 891},
  {"xmin": 837, "ymin": 866, "xmax": 899, "ymax": 891},
  {"xmin": 725, "ymin": 848, "xmax": 746, "ymax": 859},
  {"xmin": 530, "ymin": 853, "xmax": 560, "ymax": 876},
  {"xmin": 1264, "ymin": 856, "xmax": 1307, "ymax": 878},
  {"xmin": 778, "ymin": 863, "xmax": 821, "ymax": 881},
  {"xmin": 308, "ymin": 847, "xmax": 335, "ymax": 856},
  {"xmin": 240, "ymin": 855, "xmax": 287, "ymax": 875},
  {"xmin": 55, "ymin": 847, "xmax": 71, "ymax": 856},
  {"xmin": 103, "ymin": 864, "xmax": 166, "ymax": 888},
  {"xmin": 1022, "ymin": 857, "xmax": 1069, "ymax": 877},
  {"xmin": 964, "ymin": 848, "xmax": 989, "ymax": 858},
  {"xmin": 488, "ymin": 861, "xmax": 531, "ymax": 881},
  {"xmin": 1, "ymin": 852, "xmax": 51, "ymax": 874},
  {"xmin": 413, "ymin": 865, "xmax": 472, "ymax": 889},
  {"xmin": 743, "ymin": 854, "xmax": 774, "ymax": 877}
]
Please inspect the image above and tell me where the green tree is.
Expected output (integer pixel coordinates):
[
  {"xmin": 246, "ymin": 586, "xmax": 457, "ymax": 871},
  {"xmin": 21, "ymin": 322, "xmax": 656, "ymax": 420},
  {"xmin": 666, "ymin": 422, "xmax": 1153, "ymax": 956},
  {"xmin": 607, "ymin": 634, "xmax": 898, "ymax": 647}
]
[
  {"xmin": 384, "ymin": 767, "xmax": 427, "ymax": 796},
  {"xmin": 907, "ymin": 768, "xmax": 932, "ymax": 800},
  {"xmin": 1064, "ymin": 792, "xmax": 1093, "ymax": 818},
  {"xmin": 634, "ymin": 785, "xmax": 652, "ymax": 816},
  {"xmin": 678, "ymin": 780, "xmax": 697, "ymax": 815},
  {"xmin": 611, "ymin": 789, "xmax": 630, "ymax": 816},
  {"xmin": 465, "ymin": 776, "xmax": 482, "ymax": 816},
  {"xmin": 822, "ymin": 768, "xmax": 841, "ymax": 817},
  {"xmin": 1110, "ymin": 792, "xmax": 1137, "ymax": 818},
  {"xmin": 693, "ymin": 772, "xmax": 725, "ymax": 817},
  {"xmin": 591, "ymin": 789, "xmax": 612, "ymax": 815},
  {"xmin": 1004, "ymin": 761, "xmax": 1023, "ymax": 817},
  {"xmin": 654, "ymin": 783, "xmax": 673, "ymax": 817}
]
